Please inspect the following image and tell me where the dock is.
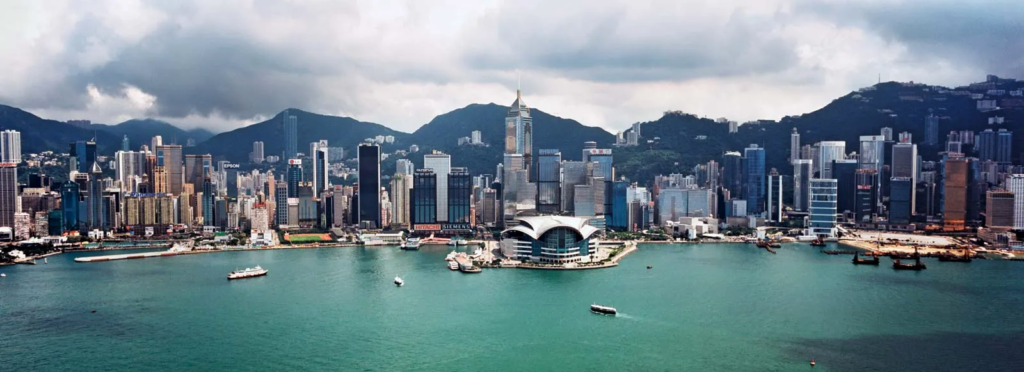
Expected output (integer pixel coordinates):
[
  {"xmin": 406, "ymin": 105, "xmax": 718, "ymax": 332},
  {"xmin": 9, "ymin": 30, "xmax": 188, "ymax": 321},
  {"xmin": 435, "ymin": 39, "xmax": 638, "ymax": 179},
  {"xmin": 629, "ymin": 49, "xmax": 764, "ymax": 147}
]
[{"xmin": 74, "ymin": 250, "xmax": 188, "ymax": 262}]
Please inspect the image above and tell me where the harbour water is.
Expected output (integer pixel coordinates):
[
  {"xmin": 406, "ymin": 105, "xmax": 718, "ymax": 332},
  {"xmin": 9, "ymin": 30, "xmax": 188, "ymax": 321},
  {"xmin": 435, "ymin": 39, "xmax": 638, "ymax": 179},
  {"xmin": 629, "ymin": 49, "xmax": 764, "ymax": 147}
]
[{"xmin": 2, "ymin": 243, "xmax": 1024, "ymax": 371}]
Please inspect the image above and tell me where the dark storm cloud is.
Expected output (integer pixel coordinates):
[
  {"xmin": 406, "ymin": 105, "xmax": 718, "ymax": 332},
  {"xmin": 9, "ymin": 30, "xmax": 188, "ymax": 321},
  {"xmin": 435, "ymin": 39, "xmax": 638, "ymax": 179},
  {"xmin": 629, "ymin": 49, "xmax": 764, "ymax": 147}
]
[
  {"xmin": 801, "ymin": 0, "xmax": 1024, "ymax": 77},
  {"xmin": 461, "ymin": 1, "xmax": 799, "ymax": 82}
]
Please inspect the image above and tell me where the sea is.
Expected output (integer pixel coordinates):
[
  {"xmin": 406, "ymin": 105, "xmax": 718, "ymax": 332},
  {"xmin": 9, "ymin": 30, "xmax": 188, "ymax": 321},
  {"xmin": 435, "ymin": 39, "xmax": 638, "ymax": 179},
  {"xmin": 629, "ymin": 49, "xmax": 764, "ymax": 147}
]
[{"xmin": 2, "ymin": 243, "xmax": 1023, "ymax": 371}]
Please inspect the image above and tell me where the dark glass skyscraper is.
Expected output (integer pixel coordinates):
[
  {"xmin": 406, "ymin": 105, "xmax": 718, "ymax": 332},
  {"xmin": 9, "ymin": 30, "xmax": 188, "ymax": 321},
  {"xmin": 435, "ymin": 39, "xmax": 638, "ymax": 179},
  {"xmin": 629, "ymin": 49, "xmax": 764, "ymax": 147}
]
[
  {"xmin": 358, "ymin": 144, "xmax": 381, "ymax": 228},
  {"xmin": 69, "ymin": 141, "xmax": 97, "ymax": 174},
  {"xmin": 202, "ymin": 177, "xmax": 215, "ymax": 227},
  {"xmin": 608, "ymin": 181, "xmax": 629, "ymax": 230},
  {"xmin": 889, "ymin": 177, "xmax": 913, "ymax": 224},
  {"xmin": 722, "ymin": 151, "xmax": 743, "ymax": 200},
  {"xmin": 412, "ymin": 169, "xmax": 437, "ymax": 225},
  {"xmin": 743, "ymin": 145, "xmax": 765, "ymax": 215},
  {"xmin": 0, "ymin": 163, "xmax": 16, "ymax": 228},
  {"xmin": 536, "ymin": 149, "xmax": 561, "ymax": 214},
  {"xmin": 60, "ymin": 181, "xmax": 80, "ymax": 232},
  {"xmin": 283, "ymin": 110, "xmax": 298, "ymax": 160},
  {"xmin": 287, "ymin": 160, "xmax": 303, "ymax": 198},
  {"xmin": 448, "ymin": 168, "xmax": 472, "ymax": 223}
]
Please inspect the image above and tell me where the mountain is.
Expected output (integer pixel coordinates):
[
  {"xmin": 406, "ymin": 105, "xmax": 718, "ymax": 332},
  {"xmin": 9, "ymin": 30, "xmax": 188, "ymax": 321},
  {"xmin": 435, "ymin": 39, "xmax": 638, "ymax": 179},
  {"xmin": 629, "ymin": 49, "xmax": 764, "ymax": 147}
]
[
  {"xmin": 617, "ymin": 80, "xmax": 1024, "ymax": 184},
  {"xmin": 192, "ymin": 109, "xmax": 410, "ymax": 162},
  {"xmin": 404, "ymin": 103, "xmax": 615, "ymax": 175},
  {"xmin": 91, "ymin": 119, "xmax": 215, "ymax": 149},
  {"xmin": 0, "ymin": 104, "xmax": 121, "ymax": 155}
]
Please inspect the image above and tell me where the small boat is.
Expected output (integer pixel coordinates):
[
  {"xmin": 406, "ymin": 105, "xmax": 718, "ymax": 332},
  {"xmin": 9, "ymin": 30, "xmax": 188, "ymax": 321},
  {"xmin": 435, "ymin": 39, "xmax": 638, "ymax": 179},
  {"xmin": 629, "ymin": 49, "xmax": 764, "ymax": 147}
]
[
  {"xmin": 893, "ymin": 250, "xmax": 926, "ymax": 270},
  {"xmin": 590, "ymin": 304, "xmax": 617, "ymax": 315},
  {"xmin": 227, "ymin": 265, "xmax": 269, "ymax": 280},
  {"xmin": 44, "ymin": 257, "xmax": 48, "ymax": 264},
  {"xmin": 448, "ymin": 261, "xmax": 459, "ymax": 271},
  {"xmin": 400, "ymin": 237, "xmax": 421, "ymax": 250},
  {"xmin": 394, "ymin": 276, "xmax": 404, "ymax": 286},
  {"xmin": 1, "ymin": 273, "xmax": 6, "ymax": 277},
  {"xmin": 646, "ymin": 266, "xmax": 652, "ymax": 269},
  {"xmin": 938, "ymin": 253, "xmax": 972, "ymax": 262},
  {"xmin": 810, "ymin": 239, "xmax": 826, "ymax": 247},
  {"xmin": 448, "ymin": 237, "xmax": 465, "ymax": 246},
  {"xmin": 852, "ymin": 253, "xmax": 880, "ymax": 265},
  {"xmin": 810, "ymin": 359, "xmax": 816, "ymax": 367},
  {"xmin": 445, "ymin": 251, "xmax": 457, "ymax": 261}
]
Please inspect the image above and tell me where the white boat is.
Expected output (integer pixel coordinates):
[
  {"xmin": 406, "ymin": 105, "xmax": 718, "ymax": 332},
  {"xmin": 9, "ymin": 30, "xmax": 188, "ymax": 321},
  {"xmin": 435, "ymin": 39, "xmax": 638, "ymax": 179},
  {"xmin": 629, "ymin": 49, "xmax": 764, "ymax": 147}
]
[
  {"xmin": 445, "ymin": 251, "xmax": 457, "ymax": 261},
  {"xmin": 394, "ymin": 276, "xmax": 404, "ymax": 286},
  {"xmin": 590, "ymin": 304, "xmax": 617, "ymax": 315},
  {"xmin": 400, "ymin": 238, "xmax": 421, "ymax": 250},
  {"xmin": 447, "ymin": 239, "xmax": 460, "ymax": 246},
  {"xmin": 44, "ymin": 257, "xmax": 48, "ymax": 264},
  {"xmin": 447, "ymin": 261, "xmax": 459, "ymax": 271},
  {"xmin": 1, "ymin": 273, "xmax": 6, "ymax": 277},
  {"xmin": 227, "ymin": 266, "xmax": 268, "ymax": 280}
]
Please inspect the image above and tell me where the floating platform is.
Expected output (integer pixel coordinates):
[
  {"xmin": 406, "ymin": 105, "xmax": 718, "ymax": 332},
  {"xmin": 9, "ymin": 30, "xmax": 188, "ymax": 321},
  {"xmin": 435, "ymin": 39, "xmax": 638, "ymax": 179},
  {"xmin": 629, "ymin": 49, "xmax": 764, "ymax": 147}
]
[{"xmin": 74, "ymin": 251, "xmax": 184, "ymax": 263}]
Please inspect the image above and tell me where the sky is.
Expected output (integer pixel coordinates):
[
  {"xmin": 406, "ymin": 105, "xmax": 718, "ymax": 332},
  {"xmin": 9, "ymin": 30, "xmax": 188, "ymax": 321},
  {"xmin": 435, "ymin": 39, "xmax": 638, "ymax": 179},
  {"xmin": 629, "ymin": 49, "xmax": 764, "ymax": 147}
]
[{"xmin": 0, "ymin": 0, "xmax": 1021, "ymax": 134}]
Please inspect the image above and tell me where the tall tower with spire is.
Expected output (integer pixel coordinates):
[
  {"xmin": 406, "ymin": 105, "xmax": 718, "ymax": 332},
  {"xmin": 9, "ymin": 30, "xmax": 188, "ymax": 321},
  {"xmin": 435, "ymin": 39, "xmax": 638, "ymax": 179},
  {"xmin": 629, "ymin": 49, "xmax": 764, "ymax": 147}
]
[{"xmin": 504, "ymin": 87, "xmax": 533, "ymax": 172}]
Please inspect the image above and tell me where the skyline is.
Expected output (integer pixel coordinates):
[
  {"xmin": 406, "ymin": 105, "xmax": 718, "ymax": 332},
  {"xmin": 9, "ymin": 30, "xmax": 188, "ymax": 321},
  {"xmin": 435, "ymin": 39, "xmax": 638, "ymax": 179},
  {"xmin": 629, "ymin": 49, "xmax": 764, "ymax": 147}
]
[{"xmin": 1, "ymin": 0, "xmax": 1022, "ymax": 134}]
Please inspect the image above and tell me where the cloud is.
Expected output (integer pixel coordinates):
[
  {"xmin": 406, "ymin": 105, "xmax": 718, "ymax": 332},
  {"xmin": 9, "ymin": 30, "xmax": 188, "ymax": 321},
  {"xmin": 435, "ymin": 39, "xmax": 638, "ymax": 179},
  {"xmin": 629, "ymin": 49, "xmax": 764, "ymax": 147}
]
[{"xmin": 0, "ymin": 0, "xmax": 1017, "ymax": 135}]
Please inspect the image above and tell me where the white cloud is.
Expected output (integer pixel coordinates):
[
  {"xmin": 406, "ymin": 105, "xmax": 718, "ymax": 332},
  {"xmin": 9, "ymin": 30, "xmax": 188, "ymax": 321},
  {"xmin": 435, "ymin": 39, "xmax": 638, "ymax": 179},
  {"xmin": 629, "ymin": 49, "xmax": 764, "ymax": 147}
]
[{"xmin": 0, "ymin": 0, "xmax": 1016, "ymax": 134}]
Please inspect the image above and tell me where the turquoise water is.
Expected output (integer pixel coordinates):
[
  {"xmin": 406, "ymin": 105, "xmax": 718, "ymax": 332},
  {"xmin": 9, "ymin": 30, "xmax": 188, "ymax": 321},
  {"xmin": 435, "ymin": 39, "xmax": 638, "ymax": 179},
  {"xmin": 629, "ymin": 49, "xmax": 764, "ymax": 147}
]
[{"xmin": 2, "ymin": 243, "xmax": 1023, "ymax": 371}]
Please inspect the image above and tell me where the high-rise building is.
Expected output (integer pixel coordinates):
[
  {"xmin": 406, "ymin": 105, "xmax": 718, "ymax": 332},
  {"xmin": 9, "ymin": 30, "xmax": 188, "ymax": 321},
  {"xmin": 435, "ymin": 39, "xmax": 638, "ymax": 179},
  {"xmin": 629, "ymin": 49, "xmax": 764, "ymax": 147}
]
[
  {"xmin": 722, "ymin": 151, "xmax": 743, "ymax": 200},
  {"xmin": 412, "ymin": 169, "xmax": 437, "ymax": 225},
  {"xmin": 390, "ymin": 174, "xmax": 412, "ymax": 227},
  {"xmin": 793, "ymin": 159, "xmax": 812, "ymax": 212},
  {"xmin": 86, "ymin": 162, "xmax": 107, "ymax": 230},
  {"xmin": 423, "ymin": 152, "xmax": 451, "ymax": 221},
  {"xmin": 252, "ymin": 141, "xmax": 265, "ymax": 164},
  {"xmin": 202, "ymin": 177, "xmax": 216, "ymax": 226},
  {"xmin": 156, "ymin": 145, "xmax": 183, "ymax": 195},
  {"xmin": 808, "ymin": 179, "xmax": 838, "ymax": 238},
  {"xmin": 185, "ymin": 154, "xmax": 213, "ymax": 190},
  {"xmin": 881, "ymin": 127, "xmax": 893, "ymax": 141},
  {"xmin": 116, "ymin": 151, "xmax": 147, "ymax": 192},
  {"xmin": 311, "ymin": 141, "xmax": 329, "ymax": 198},
  {"xmin": 943, "ymin": 157, "xmax": 968, "ymax": 231},
  {"xmin": 767, "ymin": 170, "xmax": 783, "ymax": 222},
  {"xmin": 536, "ymin": 149, "xmax": 561, "ymax": 214},
  {"xmin": 1009, "ymin": 175, "xmax": 1024, "ymax": 230},
  {"xmin": 889, "ymin": 177, "xmax": 913, "ymax": 224},
  {"xmin": 608, "ymin": 181, "xmax": 629, "ymax": 230},
  {"xmin": 859, "ymin": 135, "xmax": 886, "ymax": 173},
  {"xmin": 891, "ymin": 142, "xmax": 918, "ymax": 212},
  {"xmin": 283, "ymin": 111, "xmax": 298, "ymax": 160},
  {"xmin": 121, "ymin": 135, "xmax": 130, "ymax": 152},
  {"xmin": 743, "ymin": 144, "xmax": 765, "ymax": 215},
  {"xmin": 448, "ymin": 168, "xmax": 472, "ymax": 223},
  {"xmin": 817, "ymin": 141, "xmax": 846, "ymax": 178},
  {"xmin": 287, "ymin": 159, "xmax": 303, "ymax": 198},
  {"xmin": 997, "ymin": 129, "xmax": 1013, "ymax": 166},
  {"xmin": 561, "ymin": 161, "xmax": 589, "ymax": 213},
  {"xmin": 358, "ymin": 144, "xmax": 381, "ymax": 228},
  {"xmin": 1, "ymin": 130, "xmax": 21, "ymax": 164},
  {"xmin": 833, "ymin": 159, "xmax": 858, "ymax": 216},
  {"xmin": 582, "ymin": 148, "xmax": 613, "ymax": 180},
  {"xmin": 0, "ymin": 164, "xmax": 15, "ymax": 228},
  {"xmin": 978, "ymin": 129, "xmax": 997, "ymax": 162},
  {"xmin": 924, "ymin": 115, "xmax": 939, "ymax": 146},
  {"xmin": 854, "ymin": 169, "xmax": 878, "ymax": 222},
  {"xmin": 505, "ymin": 88, "xmax": 533, "ymax": 174},
  {"xmin": 471, "ymin": 130, "xmax": 482, "ymax": 145},
  {"xmin": 396, "ymin": 159, "xmax": 414, "ymax": 176},
  {"xmin": 790, "ymin": 128, "xmax": 800, "ymax": 163},
  {"xmin": 151, "ymin": 135, "xmax": 162, "ymax": 151},
  {"xmin": 986, "ymin": 190, "xmax": 1015, "ymax": 228},
  {"xmin": 69, "ymin": 141, "xmax": 97, "ymax": 174},
  {"xmin": 274, "ymin": 181, "xmax": 288, "ymax": 227}
]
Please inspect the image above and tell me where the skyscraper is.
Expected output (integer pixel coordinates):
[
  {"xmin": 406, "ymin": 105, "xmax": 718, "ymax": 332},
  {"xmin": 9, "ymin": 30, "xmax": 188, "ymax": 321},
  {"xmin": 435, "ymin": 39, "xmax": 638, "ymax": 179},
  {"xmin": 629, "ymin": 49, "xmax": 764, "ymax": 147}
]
[
  {"xmin": 505, "ymin": 88, "xmax": 533, "ymax": 174},
  {"xmin": 358, "ymin": 144, "xmax": 381, "ymax": 228},
  {"xmin": 69, "ymin": 141, "xmax": 97, "ymax": 174},
  {"xmin": 743, "ymin": 144, "xmax": 765, "ymax": 215},
  {"xmin": 808, "ymin": 179, "xmax": 838, "ymax": 238},
  {"xmin": 722, "ymin": 151, "xmax": 743, "ymax": 200},
  {"xmin": 792, "ymin": 159, "xmax": 812, "ymax": 212},
  {"xmin": 274, "ymin": 181, "xmax": 288, "ymax": 227},
  {"xmin": 151, "ymin": 135, "xmax": 162, "ymax": 151},
  {"xmin": 121, "ymin": 135, "xmax": 130, "ymax": 152},
  {"xmin": 86, "ymin": 162, "xmax": 107, "ymax": 230},
  {"xmin": 997, "ymin": 129, "xmax": 1013, "ymax": 166},
  {"xmin": 985, "ymin": 190, "xmax": 1015, "ymax": 228},
  {"xmin": 157, "ymin": 145, "xmax": 183, "ymax": 195},
  {"xmin": 561, "ymin": 161, "xmax": 589, "ymax": 213},
  {"xmin": 287, "ymin": 159, "xmax": 303, "ymax": 198},
  {"xmin": 891, "ymin": 142, "xmax": 918, "ymax": 211},
  {"xmin": 202, "ymin": 176, "xmax": 216, "ymax": 226},
  {"xmin": 978, "ymin": 129, "xmax": 996, "ymax": 162},
  {"xmin": 0, "ymin": 163, "xmax": 15, "ymax": 228},
  {"xmin": 252, "ymin": 141, "xmax": 264, "ymax": 164},
  {"xmin": 1, "ymin": 130, "xmax": 21, "ymax": 164},
  {"xmin": 817, "ymin": 141, "xmax": 846, "ymax": 179},
  {"xmin": 924, "ymin": 115, "xmax": 939, "ymax": 146},
  {"xmin": 396, "ymin": 159, "xmax": 414, "ymax": 176},
  {"xmin": 311, "ymin": 141, "xmax": 329, "ymax": 198},
  {"xmin": 536, "ymin": 149, "xmax": 561, "ymax": 214},
  {"xmin": 582, "ymin": 148, "xmax": 613, "ymax": 180},
  {"xmin": 889, "ymin": 177, "xmax": 913, "ymax": 224},
  {"xmin": 283, "ymin": 110, "xmax": 298, "ymax": 160},
  {"xmin": 943, "ymin": 157, "xmax": 968, "ymax": 231},
  {"xmin": 790, "ymin": 128, "xmax": 800, "ymax": 163},
  {"xmin": 424, "ymin": 152, "xmax": 451, "ymax": 221},
  {"xmin": 448, "ymin": 168, "xmax": 472, "ymax": 223},
  {"xmin": 1008, "ymin": 175, "xmax": 1024, "ymax": 230},
  {"xmin": 390, "ymin": 174, "xmax": 412, "ymax": 228},
  {"xmin": 767, "ymin": 170, "xmax": 783, "ymax": 222},
  {"xmin": 854, "ymin": 169, "xmax": 878, "ymax": 222},
  {"xmin": 412, "ymin": 169, "xmax": 437, "ymax": 225}
]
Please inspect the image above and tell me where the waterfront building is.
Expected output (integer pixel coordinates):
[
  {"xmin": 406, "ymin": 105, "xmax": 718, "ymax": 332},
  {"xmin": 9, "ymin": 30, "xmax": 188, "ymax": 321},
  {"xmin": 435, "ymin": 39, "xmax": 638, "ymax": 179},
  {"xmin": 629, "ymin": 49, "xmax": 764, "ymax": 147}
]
[
  {"xmin": 500, "ymin": 216, "xmax": 600, "ymax": 264},
  {"xmin": 0, "ymin": 163, "xmax": 15, "ymax": 228},
  {"xmin": 536, "ymin": 149, "xmax": 561, "ymax": 214},
  {"xmin": 390, "ymin": 174, "xmax": 412, "ymax": 228},
  {"xmin": 202, "ymin": 177, "xmax": 216, "ymax": 227},
  {"xmin": 833, "ymin": 159, "xmax": 858, "ymax": 217},
  {"xmin": 60, "ymin": 182, "xmax": 80, "ymax": 232},
  {"xmin": 448, "ymin": 168, "xmax": 472, "ymax": 224},
  {"xmin": 889, "ymin": 177, "xmax": 913, "ymax": 224},
  {"xmin": 608, "ymin": 181, "xmax": 629, "ymax": 230},
  {"xmin": 767, "ymin": 170, "xmax": 783, "ymax": 222},
  {"xmin": 743, "ymin": 144, "xmax": 765, "ymax": 215},
  {"xmin": 891, "ymin": 142, "xmax": 918, "ymax": 211},
  {"xmin": 424, "ymin": 152, "xmax": 451, "ymax": 221},
  {"xmin": 274, "ymin": 181, "xmax": 288, "ymax": 227},
  {"xmin": 790, "ymin": 128, "xmax": 800, "ymax": 163},
  {"xmin": 854, "ymin": 169, "xmax": 878, "ymax": 223},
  {"xmin": 1009, "ymin": 175, "xmax": 1024, "ymax": 230},
  {"xmin": 411, "ymin": 169, "xmax": 437, "ymax": 226},
  {"xmin": 943, "ymin": 157, "xmax": 968, "ymax": 231},
  {"xmin": 817, "ymin": 141, "xmax": 846, "ymax": 179},
  {"xmin": 480, "ymin": 188, "xmax": 498, "ymax": 225},
  {"xmin": 657, "ymin": 187, "xmax": 713, "ymax": 223},
  {"xmin": 298, "ymin": 183, "xmax": 317, "ymax": 225},
  {"xmin": 358, "ymin": 144, "xmax": 381, "ymax": 228},
  {"xmin": 808, "ymin": 179, "xmax": 838, "ymax": 238},
  {"xmin": 793, "ymin": 159, "xmax": 812, "ymax": 212},
  {"xmin": 283, "ymin": 110, "xmax": 298, "ymax": 160},
  {"xmin": 986, "ymin": 190, "xmax": 1015, "ymax": 228},
  {"xmin": 505, "ymin": 88, "xmax": 533, "ymax": 172},
  {"xmin": 1, "ymin": 130, "xmax": 21, "ymax": 163}
]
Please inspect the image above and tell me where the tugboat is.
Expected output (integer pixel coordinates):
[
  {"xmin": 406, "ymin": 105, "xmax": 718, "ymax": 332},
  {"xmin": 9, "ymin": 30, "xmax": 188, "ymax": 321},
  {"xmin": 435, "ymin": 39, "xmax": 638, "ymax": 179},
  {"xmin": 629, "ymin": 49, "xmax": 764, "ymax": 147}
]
[
  {"xmin": 893, "ymin": 249, "xmax": 926, "ymax": 270},
  {"xmin": 852, "ymin": 252, "xmax": 880, "ymax": 265},
  {"xmin": 394, "ymin": 276, "xmax": 404, "ymax": 286},
  {"xmin": 590, "ymin": 304, "xmax": 617, "ymax": 315},
  {"xmin": 227, "ymin": 266, "xmax": 268, "ymax": 280},
  {"xmin": 400, "ymin": 237, "xmax": 421, "ymax": 250},
  {"xmin": 810, "ymin": 238, "xmax": 826, "ymax": 247}
]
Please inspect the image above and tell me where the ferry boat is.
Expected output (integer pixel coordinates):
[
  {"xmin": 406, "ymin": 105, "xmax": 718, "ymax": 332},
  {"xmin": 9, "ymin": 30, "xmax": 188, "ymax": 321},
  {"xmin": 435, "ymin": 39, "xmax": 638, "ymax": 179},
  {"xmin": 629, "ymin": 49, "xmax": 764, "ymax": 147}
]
[
  {"xmin": 448, "ymin": 261, "xmax": 459, "ymax": 271},
  {"xmin": 400, "ymin": 238, "xmax": 421, "ymax": 250},
  {"xmin": 590, "ymin": 304, "xmax": 617, "ymax": 315},
  {"xmin": 227, "ymin": 266, "xmax": 268, "ymax": 280},
  {"xmin": 394, "ymin": 276, "xmax": 404, "ymax": 286}
]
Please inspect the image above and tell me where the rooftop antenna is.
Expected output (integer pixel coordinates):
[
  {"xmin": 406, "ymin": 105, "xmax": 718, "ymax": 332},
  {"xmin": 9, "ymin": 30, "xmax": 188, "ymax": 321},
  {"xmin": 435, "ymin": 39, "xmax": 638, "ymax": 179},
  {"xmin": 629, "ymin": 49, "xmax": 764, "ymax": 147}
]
[{"xmin": 517, "ymin": 69, "xmax": 521, "ymax": 93}]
